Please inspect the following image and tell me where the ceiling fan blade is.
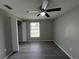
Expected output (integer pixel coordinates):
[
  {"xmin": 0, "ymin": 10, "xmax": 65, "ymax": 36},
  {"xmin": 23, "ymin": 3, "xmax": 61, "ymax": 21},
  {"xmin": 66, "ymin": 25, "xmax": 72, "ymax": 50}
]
[
  {"xmin": 3, "ymin": 4, "xmax": 13, "ymax": 10},
  {"xmin": 45, "ymin": 13, "xmax": 50, "ymax": 17},
  {"xmin": 39, "ymin": 4, "xmax": 42, "ymax": 10},
  {"xmin": 37, "ymin": 14, "xmax": 40, "ymax": 17},
  {"xmin": 46, "ymin": 8, "xmax": 61, "ymax": 12},
  {"xmin": 42, "ymin": 0, "xmax": 48, "ymax": 10}
]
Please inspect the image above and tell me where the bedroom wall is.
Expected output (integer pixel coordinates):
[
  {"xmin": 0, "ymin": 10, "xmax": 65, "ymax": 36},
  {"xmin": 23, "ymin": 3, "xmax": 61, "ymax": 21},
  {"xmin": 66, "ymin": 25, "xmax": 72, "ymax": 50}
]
[
  {"xmin": 27, "ymin": 20, "xmax": 54, "ymax": 41},
  {"xmin": 0, "ymin": 8, "xmax": 13, "ymax": 59},
  {"xmin": 54, "ymin": 5, "xmax": 79, "ymax": 59}
]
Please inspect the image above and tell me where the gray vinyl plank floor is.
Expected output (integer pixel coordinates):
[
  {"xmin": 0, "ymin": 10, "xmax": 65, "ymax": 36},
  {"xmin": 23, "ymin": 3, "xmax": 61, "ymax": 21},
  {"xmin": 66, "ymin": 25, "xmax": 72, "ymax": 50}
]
[{"xmin": 8, "ymin": 41, "xmax": 70, "ymax": 59}]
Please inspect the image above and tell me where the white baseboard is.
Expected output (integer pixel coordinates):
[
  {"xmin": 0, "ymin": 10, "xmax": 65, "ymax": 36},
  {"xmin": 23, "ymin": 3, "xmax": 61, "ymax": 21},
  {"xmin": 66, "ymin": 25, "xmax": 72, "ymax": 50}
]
[
  {"xmin": 4, "ymin": 51, "xmax": 13, "ymax": 59},
  {"xmin": 54, "ymin": 40, "xmax": 73, "ymax": 59},
  {"xmin": 28, "ymin": 40, "xmax": 54, "ymax": 41}
]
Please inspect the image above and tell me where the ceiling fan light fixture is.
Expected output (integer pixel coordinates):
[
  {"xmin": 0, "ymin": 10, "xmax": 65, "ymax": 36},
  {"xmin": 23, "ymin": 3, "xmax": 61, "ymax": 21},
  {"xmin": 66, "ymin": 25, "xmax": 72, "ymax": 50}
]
[{"xmin": 41, "ymin": 12, "xmax": 45, "ymax": 16}]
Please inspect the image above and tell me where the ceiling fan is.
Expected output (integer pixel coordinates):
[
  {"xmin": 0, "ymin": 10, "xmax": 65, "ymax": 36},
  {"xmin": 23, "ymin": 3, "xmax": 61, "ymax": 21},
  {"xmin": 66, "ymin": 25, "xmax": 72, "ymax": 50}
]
[{"xmin": 27, "ymin": 0, "xmax": 61, "ymax": 17}]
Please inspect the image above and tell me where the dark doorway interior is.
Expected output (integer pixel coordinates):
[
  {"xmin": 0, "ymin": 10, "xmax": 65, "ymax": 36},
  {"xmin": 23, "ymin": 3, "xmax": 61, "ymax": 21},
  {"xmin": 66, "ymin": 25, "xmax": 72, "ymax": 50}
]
[{"xmin": 18, "ymin": 21, "xmax": 22, "ymax": 43}]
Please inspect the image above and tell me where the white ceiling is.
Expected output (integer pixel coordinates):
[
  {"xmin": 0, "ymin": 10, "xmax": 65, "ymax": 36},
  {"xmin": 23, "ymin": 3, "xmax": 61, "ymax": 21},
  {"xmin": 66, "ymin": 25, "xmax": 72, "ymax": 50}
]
[{"xmin": 0, "ymin": 0, "xmax": 79, "ymax": 20}]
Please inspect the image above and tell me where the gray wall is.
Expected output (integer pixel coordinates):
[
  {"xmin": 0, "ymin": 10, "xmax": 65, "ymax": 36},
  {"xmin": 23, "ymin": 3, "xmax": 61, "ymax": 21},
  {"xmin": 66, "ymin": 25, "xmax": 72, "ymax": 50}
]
[
  {"xmin": 27, "ymin": 20, "xmax": 54, "ymax": 41},
  {"xmin": 3, "ymin": 13, "xmax": 13, "ymax": 57},
  {"xmin": 0, "ymin": 9, "xmax": 13, "ymax": 59},
  {"xmin": 0, "ymin": 9, "xmax": 6, "ymax": 59},
  {"xmin": 54, "ymin": 5, "xmax": 79, "ymax": 59}
]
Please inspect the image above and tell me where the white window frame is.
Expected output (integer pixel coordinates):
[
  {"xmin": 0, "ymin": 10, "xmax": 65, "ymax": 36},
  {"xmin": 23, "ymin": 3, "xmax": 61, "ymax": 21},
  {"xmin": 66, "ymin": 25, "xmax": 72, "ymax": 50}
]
[{"xmin": 30, "ymin": 22, "xmax": 40, "ymax": 38}]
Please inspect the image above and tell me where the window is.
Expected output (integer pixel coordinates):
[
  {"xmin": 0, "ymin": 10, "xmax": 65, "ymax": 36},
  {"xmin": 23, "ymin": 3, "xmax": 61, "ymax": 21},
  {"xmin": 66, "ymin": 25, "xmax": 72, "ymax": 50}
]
[{"xmin": 30, "ymin": 22, "xmax": 40, "ymax": 38}]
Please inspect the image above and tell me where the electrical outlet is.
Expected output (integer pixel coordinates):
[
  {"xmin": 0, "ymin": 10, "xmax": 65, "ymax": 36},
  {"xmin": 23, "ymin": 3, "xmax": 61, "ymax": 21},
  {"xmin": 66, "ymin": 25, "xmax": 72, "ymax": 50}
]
[{"xmin": 69, "ymin": 48, "xmax": 72, "ymax": 51}]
